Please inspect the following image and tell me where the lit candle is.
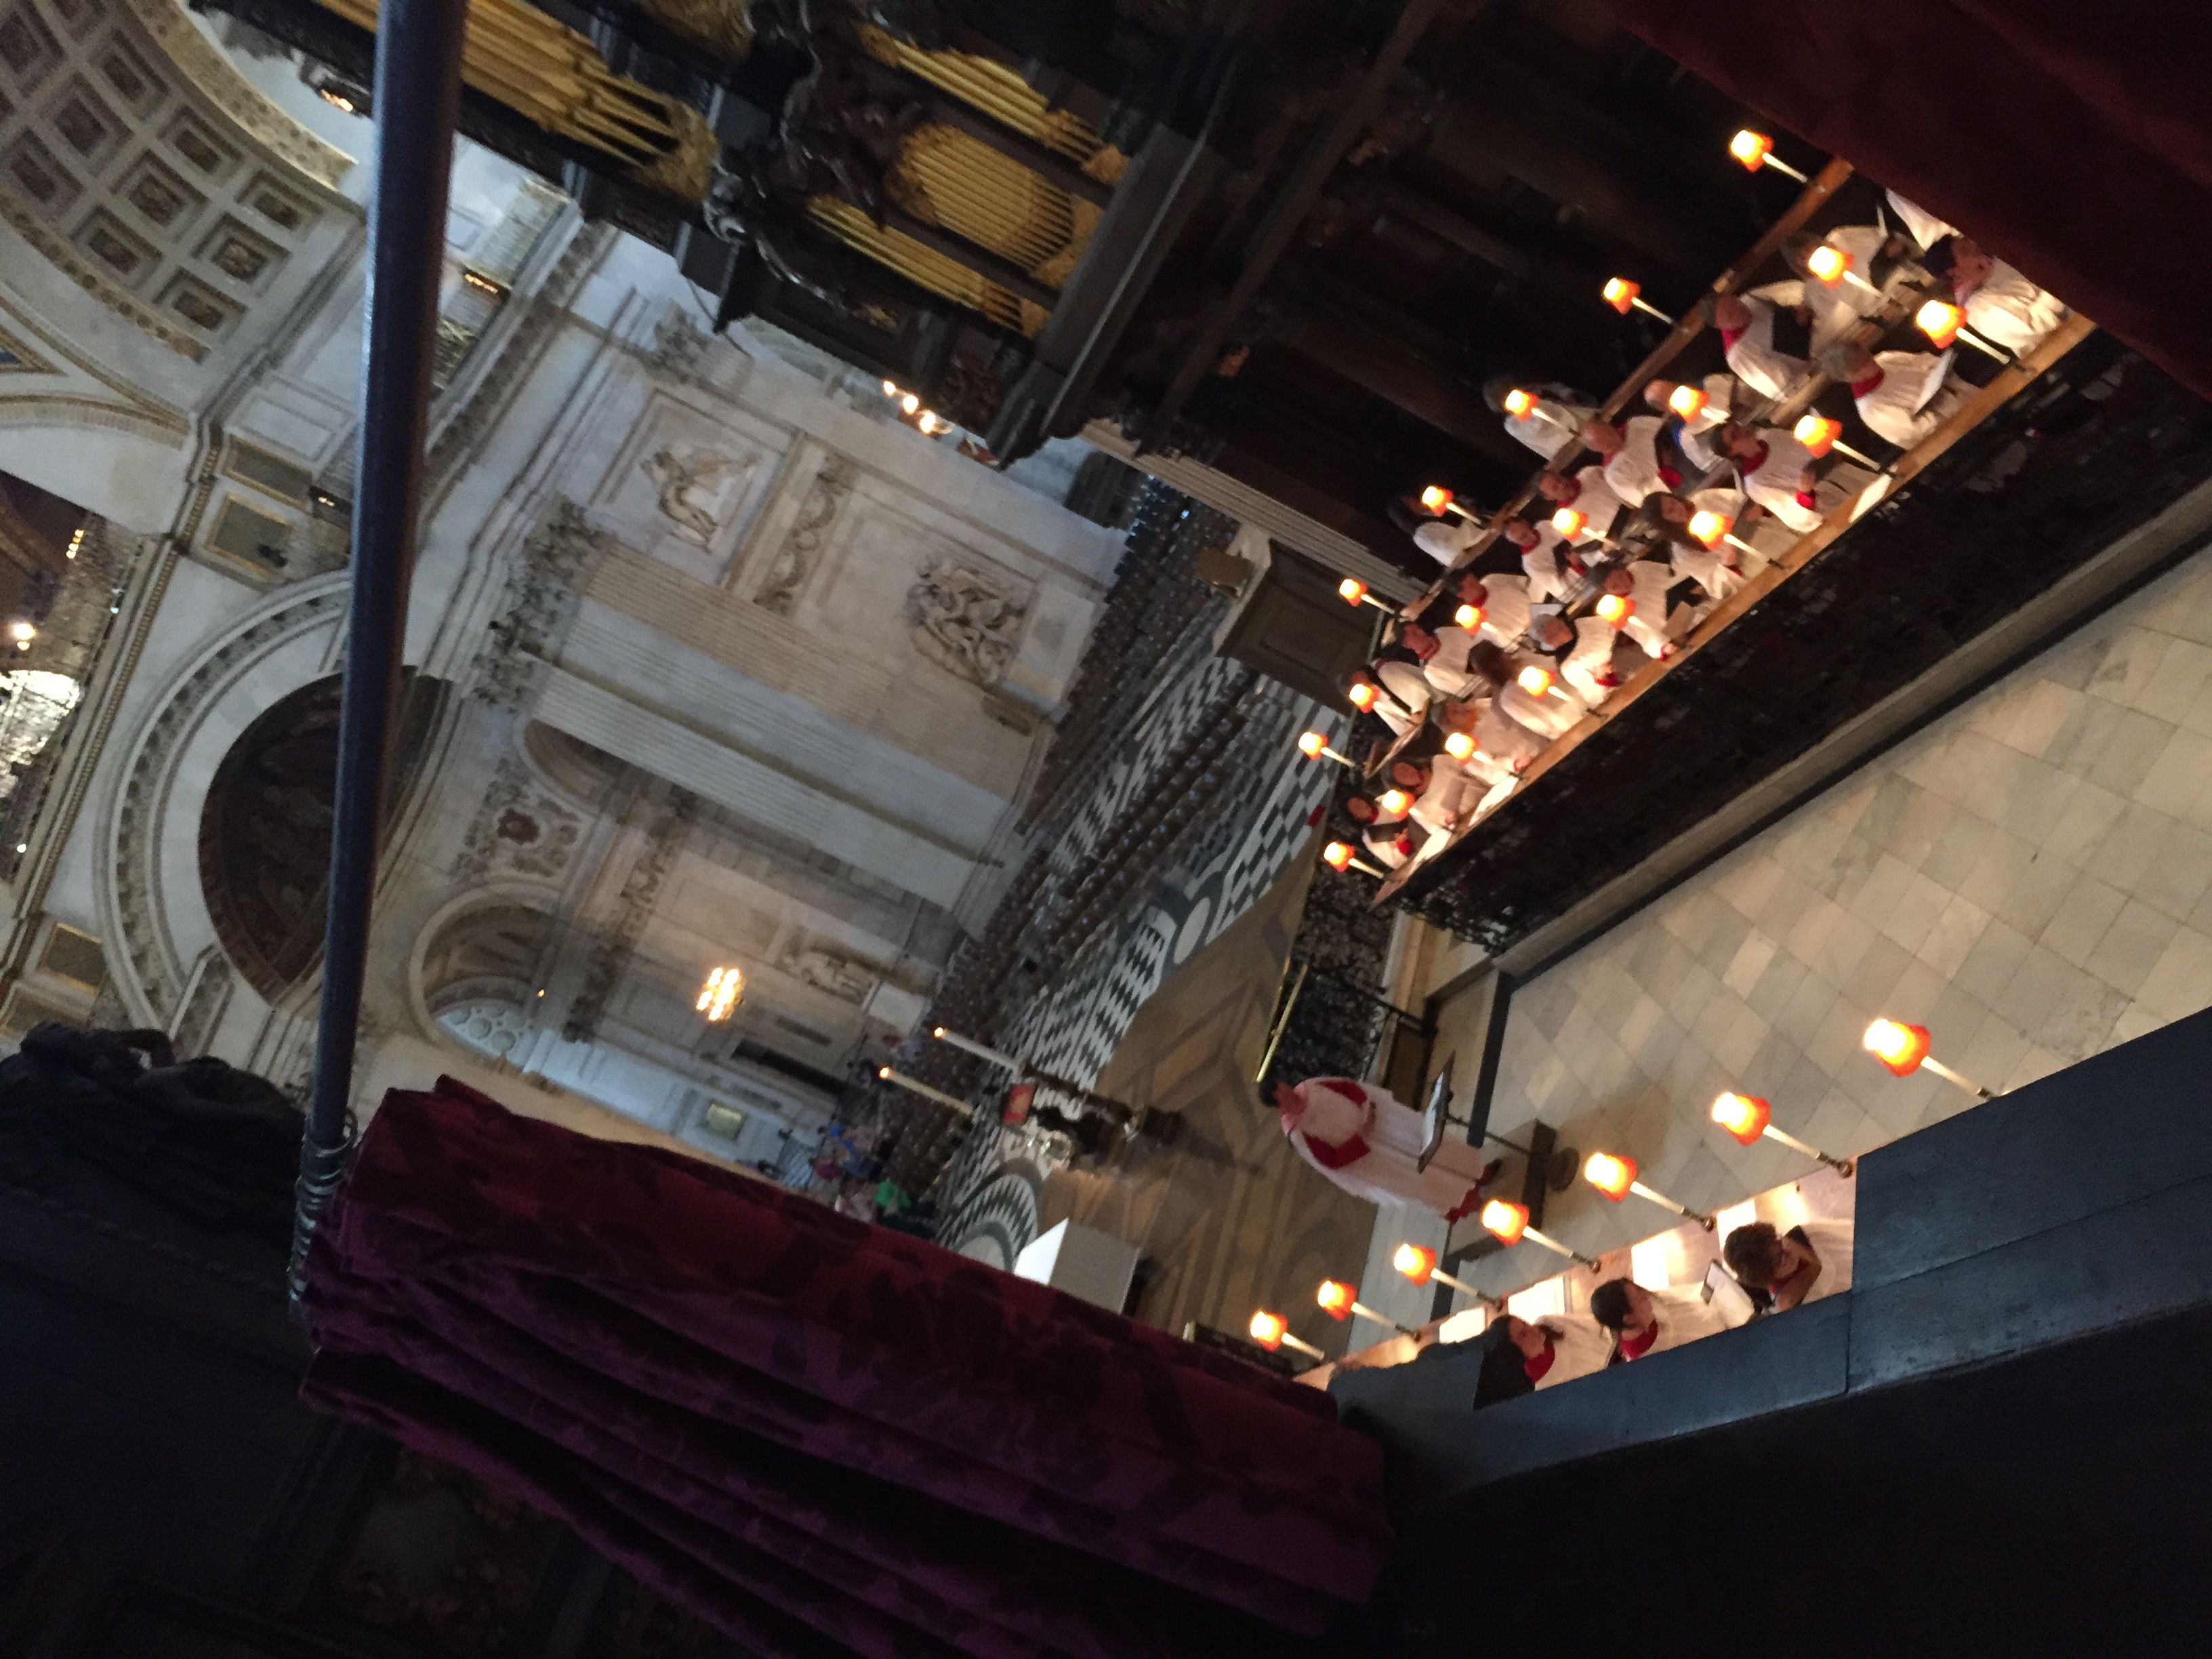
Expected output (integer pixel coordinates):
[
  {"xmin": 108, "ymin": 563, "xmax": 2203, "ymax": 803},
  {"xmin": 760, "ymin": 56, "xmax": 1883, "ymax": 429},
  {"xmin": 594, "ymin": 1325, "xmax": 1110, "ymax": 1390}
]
[
  {"xmin": 1516, "ymin": 664, "xmax": 1555, "ymax": 698},
  {"xmin": 1729, "ymin": 129, "xmax": 1809, "ymax": 182},
  {"xmin": 1249, "ymin": 1309, "xmax": 1326, "ymax": 1360},
  {"xmin": 1317, "ymin": 1278, "xmax": 1419, "ymax": 1335},
  {"xmin": 1864, "ymin": 1018, "xmax": 1992, "ymax": 1099},
  {"xmin": 1348, "ymin": 682, "xmax": 1378, "ymax": 712},
  {"xmin": 1296, "ymin": 729, "xmax": 1355, "ymax": 766},
  {"xmin": 1551, "ymin": 506, "xmax": 1588, "ymax": 539},
  {"xmin": 1378, "ymin": 787, "xmax": 1412, "ymax": 815},
  {"xmin": 1443, "ymin": 730, "xmax": 1477, "ymax": 761},
  {"xmin": 1915, "ymin": 300, "xmax": 1963, "ymax": 349},
  {"xmin": 876, "ymin": 1065, "xmax": 977, "ymax": 1118},
  {"xmin": 1502, "ymin": 388, "xmax": 1536, "ymax": 419},
  {"xmin": 1582, "ymin": 1150, "xmax": 1715, "ymax": 1228},
  {"xmin": 1322, "ymin": 840, "xmax": 1387, "ymax": 878},
  {"xmin": 1594, "ymin": 592, "xmax": 1633, "ymax": 628},
  {"xmin": 1481, "ymin": 1199, "xmax": 1599, "ymax": 1267},
  {"xmin": 1668, "ymin": 383, "xmax": 1708, "ymax": 421},
  {"xmin": 1391, "ymin": 1242, "xmax": 1504, "ymax": 1308},
  {"xmin": 1805, "ymin": 243, "xmax": 1849, "ymax": 285},
  {"xmin": 1420, "ymin": 485, "xmax": 1477, "ymax": 520},
  {"xmin": 1338, "ymin": 577, "xmax": 1392, "ymax": 611},
  {"xmin": 1603, "ymin": 277, "xmax": 1675, "ymax": 323},
  {"xmin": 1455, "ymin": 602, "xmax": 1485, "ymax": 630},
  {"xmin": 1710, "ymin": 1092, "xmax": 1856, "ymax": 1176},
  {"xmin": 1793, "ymin": 412, "xmax": 1883, "ymax": 471},
  {"xmin": 1685, "ymin": 509, "xmax": 1759, "ymax": 557}
]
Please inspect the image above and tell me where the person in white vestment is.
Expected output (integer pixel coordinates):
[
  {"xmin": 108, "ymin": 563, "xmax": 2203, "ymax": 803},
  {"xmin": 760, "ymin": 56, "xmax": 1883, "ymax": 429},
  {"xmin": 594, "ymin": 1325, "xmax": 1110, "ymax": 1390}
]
[
  {"xmin": 1412, "ymin": 514, "xmax": 1479, "ymax": 569},
  {"xmin": 1370, "ymin": 654, "xmax": 1438, "ymax": 729},
  {"xmin": 1589, "ymin": 1278, "xmax": 1730, "ymax": 1362},
  {"xmin": 1723, "ymin": 1218, "xmax": 1855, "ymax": 1311},
  {"xmin": 1484, "ymin": 375, "xmax": 1595, "ymax": 460},
  {"xmin": 1464, "ymin": 571, "xmax": 1534, "ymax": 649},
  {"xmin": 1645, "ymin": 373, "xmax": 1734, "ymax": 470},
  {"xmin": 1822, "ymin": 343, "xmax": 1967, "ymax": 449},
  {"xmin": 1501, "ymin": 518, "xmax": 1582, "ymax": 605},
  {"xmin": 1399, "ymin": 619, "xmax": 1488, "ymax": 701},
  {"xmin": 1535, "ymin": 464, "xmax": 1628, "ymax": 547},
  {"xmin": 1598, "ymin": 560, "xmax": 1679, "ymax": 659},
  {"xmin": 1498, "ymin": 1313, "xmax": 1612, "ymax": 1392},
  {"xmin": 1713, "ymin": 285, "xmax": 1812, "ymax": 400},
  {"xmin": 1272, "ymin": 1076, "xmax": 1499, "ymax": 1221},
  {"xmin": 1886, "ymin": 188, "xmax": 1957, "ymax": 252},
  {"xmin": 1925, "ymin": 234, "xmax": 2070, "ymax": 354},
  {"xmin": 1715, "ymin": 422, "xmax": 1828, "ymax": 535},
  {"xmin": 1342, "ymin": 665, "xmax": 1427, "ymax": 739},
  {"xmin": 1641, "ymin": 486, "xmax": 1757, "ymax": 599},
  {"xmin": 1473, "ymin": 695, "xmax": 1546, "ymax": 770},
  {"xmin": 1536, "ymin": 613, "xmax": 1624, "ymax": 710},
  {"xmin": 1494, "ymin": 647, "xmax": 1584, "ymax": 740},
  {"xmin": 1583, "ymin": 415, "xmax": 1695, "ymax": 509},
  {"xmin": 1784, "ymin": 224, "xmax": 1915, "ymax": 352},
  {"xmin": 1387, "ymin": 756, "xmax": 1481, "ymax": 835}
]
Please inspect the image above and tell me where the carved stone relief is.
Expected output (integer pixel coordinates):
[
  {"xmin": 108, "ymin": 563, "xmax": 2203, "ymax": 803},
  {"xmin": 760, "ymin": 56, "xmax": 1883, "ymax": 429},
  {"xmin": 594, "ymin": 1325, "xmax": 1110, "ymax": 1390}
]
[
  {"xmin": 774, "ymin": 932, "xmax": 876, "ymax": 1004},
  {"xmin": 752, "ymin": 456, "xmax": 848, "ymax": 617},
  {"xmin": 642, "ymin": 443, "xmax": 748, "ymax": 548},
  {"xmin": 470, "ymin": 499, "xmax": 613, "ymax": 709},
  {"xmin": 903, "ymin": 556, "xmax": 1030, "ymax": 687},
  {"xmin": 451, "ymin": 754, "xmax": 583, "ymax": 883}
]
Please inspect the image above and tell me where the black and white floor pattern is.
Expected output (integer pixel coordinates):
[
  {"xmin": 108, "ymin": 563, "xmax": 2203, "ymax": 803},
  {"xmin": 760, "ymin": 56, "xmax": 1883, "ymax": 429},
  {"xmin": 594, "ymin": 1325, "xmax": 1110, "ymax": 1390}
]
[{"xmin": 934, "ymin": 662, "xmax": 1344, "ymax": 1260}]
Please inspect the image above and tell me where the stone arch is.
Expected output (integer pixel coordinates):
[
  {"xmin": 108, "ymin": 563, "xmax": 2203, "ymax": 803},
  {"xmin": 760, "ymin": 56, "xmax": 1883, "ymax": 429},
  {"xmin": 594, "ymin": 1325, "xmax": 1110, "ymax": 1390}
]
[{"xmin": 195, "ymin": 669, "xmax": 445, "ymax": 1003}]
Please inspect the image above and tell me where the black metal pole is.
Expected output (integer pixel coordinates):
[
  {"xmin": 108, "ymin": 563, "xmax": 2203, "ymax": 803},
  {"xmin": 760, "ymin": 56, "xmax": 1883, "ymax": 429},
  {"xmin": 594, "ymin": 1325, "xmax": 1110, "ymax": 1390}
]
[{"xmin": 289, "ymin": 0, "xmax": 469, "ymax": 1298}]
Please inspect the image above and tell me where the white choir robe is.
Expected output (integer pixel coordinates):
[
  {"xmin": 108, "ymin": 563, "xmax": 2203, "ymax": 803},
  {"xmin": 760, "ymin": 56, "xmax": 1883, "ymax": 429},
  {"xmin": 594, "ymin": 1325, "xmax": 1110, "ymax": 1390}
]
[
  {"xmin": 1374, "ymin": 662, "xmax": 1434, "ymax": 733},
  {"xmin": 1807, "ymin": 224, "xmax": 1895, "ymax": 353},
  {"xmin": 1529, "ymin": 1313, "xmax": 1614, "ymax": 1391},
  {"xmin": 1279, "ymin": 1076, "xmax": 1495, "ymax": 1220},
  {"xmin": 1962, "ymin": 260, "xmax": 2069, "ymax": 354},
  {"xmin": 1558, "ymin": 466, "xmax": 1627, "ymax": 546},
  {"xmin": 1496, "ymin": 651, "xmax": 1583, "ymax": 740},
  {"xmin": 1557, "ymin": 615, "xmax": 1622, "ymax": 709},
  {"xmin": 1413, "ymin": 516, "xmax": 1479, "ymax": 568},
  {"xmin": 1612, "ymin": 560, "xmax": 1678, "ymax": 660},
  {"xmin": 1474, "ymin": 696, "xmax": 1546, "ymax": 767},
  {"xmin": 1406, "ymin": 755, "xmax": 1483, "ymax": 836},
  {"xmin": 1601, "ymin": 415, "xmax": 1684, "ymax": 508},
  {"xmin": 1620, "ymin": 1284, "xmax": 1733, "ymax": 1360},
  {"xmin": 1504, "ymin": 394, "xmax": 1592, "ymax": 459},
  {"xmin": 1722, "ymin": 283, "xmax": 1809, "ymax": 401},
  {"xmin": 1364, "ymin": 824, "xmax": 1414, "ymax": 870},
  {"xmin": 1419, "ymin": 625, "xmax": 1487, "ymax": 700},
  {"xmin": 1851, "ymin": 350, "xmax": 1967, "ymax": 449},
  {"xmin": 1736, "ymin": 428, "xmax": 1826, "ymax": 535},
  {"xmin": 1475, "ymin": 571, "xmax": 1533, "ymax": 648},
  {"xmin": 1676, "ymin": 373, "xmax": 1736, "ymax": 472},
  {"xmin": 1521, "ymin": 527, "xmax": 1580, "ymax": 605},
  {"xmin": 1886, "ymin": 188, "xmax": 1957, "ymax": 252},
  {"xmin": 1791, "ymin": 1217, "xmax": 1855, "ymax": 1306}
]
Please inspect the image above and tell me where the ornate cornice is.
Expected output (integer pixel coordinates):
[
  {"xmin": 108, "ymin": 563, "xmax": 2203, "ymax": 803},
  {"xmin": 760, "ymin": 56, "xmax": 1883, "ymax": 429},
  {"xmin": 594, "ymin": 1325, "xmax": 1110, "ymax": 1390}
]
[
  {"xmin": 0, "ymin": 182, "xmax": 209, "ymax": 362},
  {"xmin": 121, "ymin": 0, "xmax": 355, "ymax": 191}
]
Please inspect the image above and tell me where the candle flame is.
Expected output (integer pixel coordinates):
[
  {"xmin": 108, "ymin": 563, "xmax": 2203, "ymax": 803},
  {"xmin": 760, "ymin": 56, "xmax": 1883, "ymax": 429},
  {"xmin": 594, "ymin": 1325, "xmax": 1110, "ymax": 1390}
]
[
  {"xmin": 1668, "ymin": 384, "xmax": 1708, "ymax": 420},
  {"xmin": 1338, "ymin": 577, "xmax": 1368, "ymax": 605},
  {"xmin": 1349, "ymin": 682, "xmax": 1378, "ymax": 710},
  {"xmin": 1378, "ymin": 788, "xmax": 1412, "ymax": 815},
  {"xmin": 1317, "ymin": 1279, "xmax": 1357, "ymax": 1318},
  {"xmin": 1687, "ymin": 510, "xmax": 1732, "ymax": 549},
  {"xmin": 1729, "ymin": 129, "xmax": 1773, "ymax": 169},
  {"xmin": 1916, "ymin": 300, "xmax": 1963, "ymax": 348},
  {"xmin": 1480, "ymin": 1199, "xmax": 1529, "ymax": 1246},
  {"xmin": 1863, "ymin": 1018, "xmax": 1932, "ymax": 1076},
  {"xmin": 1419, "ymin": 485, "xmax": 1452, "ymax": 512},
  {"xmin": 1551, "ymin": 507, "xmax": 1587, "ymax": 539},
  {"xmin": 1806, "ymin": 243, "xmax": 1850, "ymax": 285},
  {"xmin": 1298, "ymin": 730, "xmax": 1327, "ymax": 757},
  {"xmin": 1322, "ymin": 841, "xmax": 1355, "ymax": 871},
  {"xmin": 1517, "ymin": 665, "xmax": 1554, "ymax": 697},
  {"xmin": 1249, "ymin": 1310, "xmax": 1288, "ymax": 1349},
  {"xmin": 1455, "ymin": 602, "xmax": 1484, "ymax": 630},
  {"xmin": 1392, "ymin": 1243, "xmax": 1438, "ymax": 1285},
  {"xmin": 1602, "ymin": 276, "xmax": 1639, "ymax": 314},
  {"xmin": 1711, "ymin": 1091, "xmax": 1771, "ymax": 1145},
  {"xmin": 1443, "ymin": 731, "xmax": 1476, "ymax": 760},
  {"xmin": 1595, "ymin": 592, "xmax": 1633, "ymax": 626},
  {"xmin": 1794, "ymin": 413, "xmax": 1841, "ymax": 457},
  {"xmin": 1502, "ymin": 388, "xmax": 1536, "ymax": 419},
  {"xmin": 1584, "ymin": 1150, "xmax": 1637, "ymax": 1200}
]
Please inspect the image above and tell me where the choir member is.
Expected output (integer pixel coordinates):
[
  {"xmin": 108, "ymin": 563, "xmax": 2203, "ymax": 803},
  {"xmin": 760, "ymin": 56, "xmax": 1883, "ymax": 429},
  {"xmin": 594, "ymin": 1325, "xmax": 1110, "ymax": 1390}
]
[
  {"xmin": 1582, "ymin": 415, "xmax": 1695, "ymax": 508},
  {"xmin": 1822, "ymin": 343, "xmax": 1966, "ymax": 449},
  {"xmin": 1496, "ymin": 1311, "xmax": 1613, "ymax": 1391},
  {"xmin": 1715, "ymin": 422, "xmax": 1828, "ymax": 535},
  {"xmin": 1413, "ymin": 512, "xmax": 1480, "ymax": 568},
  {"xmin": 1534, "ymin": 612, "xmax": 1624, "ymax": 709},
  {"xmin": 1921, "ymin": 234, "xmax": 2070, "ymax": 354},
  {"xmin": 1589, "ymin": 1277, "xmax": 1729, "ymax": 1362},
  {"xmin": 1465, "ymin": 571, "xmax": 1534, "ymax": 648},
  {"xmin": 1713, "ymin": 287, "xmax": 1814, "ymax": 401},
  {"xmin": 1598, "ymin": 560, "xmax": 1679, "ymax": 660},
  {"xmin": 1272, "ymin": 1076, "xmax": 1500, "ymax": 1221},
  {"xmin": 1784, "ymin": 224, "xmax": 1914, "ymax": 351},
  {"xmin": 1399, "ymin": 618, "xmax": 1489, "ymax": 700},
  {"xmin": 1389, "ymin": 756, "xmax": 1485, "ymax": 834},
  {"xmin": 1641, "ymin": 489, "xmax": 1755, "ymax": 600},
  {"xmin": 1723, "ymin": 1218, "xmax": 1856, "ymax": 1311},
  {"xmin": 1535, "ymin": 464, "xmax": 1629, "ymax": 547},
  {"xmin": 1885, "ymin": 189, "xmax": 1957, "ymax": 253},
  {"xmin": 1483, "ymin": 375, "xmax": 1596, "ymax": 460},
  {"xmin": 1645, "ymin": 373, "xmax": 1734, "ymax": 470},
  {"xmin": 1501, "ymin": 518, "xmax": 1583, "ymax": 605},
  {"xmin": 1342, "ymin": 664, "xmax": 1427, "ymax": 738}
]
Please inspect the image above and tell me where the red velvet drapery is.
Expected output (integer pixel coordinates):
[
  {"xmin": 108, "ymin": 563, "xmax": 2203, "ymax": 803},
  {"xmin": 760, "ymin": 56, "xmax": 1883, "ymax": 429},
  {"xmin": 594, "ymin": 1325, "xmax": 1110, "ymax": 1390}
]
[
  {"xmin": 298, "ymin": 1080, "xmax": 1391, "ymax": 1659},
  {"xmin": 1598, "ymin": 0, "xmax": 2212, "ymax": 402}
]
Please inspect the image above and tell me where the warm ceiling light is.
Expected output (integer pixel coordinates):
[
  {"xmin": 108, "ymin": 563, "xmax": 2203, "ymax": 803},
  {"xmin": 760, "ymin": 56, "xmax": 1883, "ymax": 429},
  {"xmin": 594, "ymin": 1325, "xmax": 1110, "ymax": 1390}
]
[
  {"xmin": 1517, "ymin": 665, "xmax": 1554, "ymax": 697},
  {"xmin": 1420, "ymin": 485, "xmax": 1452, "ymax": 513},
  {"xmin": 1603, "ymin": 276, "xmax": 1639, "ymax": 314},
  {"xmin": 1595, "ymin": 592, "xmax": 1633, "ymax": 627},
  {"xmin": 1729, "ymin": 129, "xmax": 1774, "ymax": 169},
  {"xmin": 1795, "ymin": 413, "xmax": 1842, "ymax": 457},
  {"xmin": 1393, "ymin": 1242, "xmax": 1439, "ymax": 1285},
  {"xmin": 1338, "ymin": 577, "xmax": 1368, "ymax": 606},
  {"xmin": 1686, "ymin": 510, "xmax": 1732, "ymax": 549},
  {"xmin": 1502, "ymin": 388, "xmax": 1537, "ymax": 419},
  {"xmin": 1551, "ymin": 507, "xmax": 1587, "ymax": 539},
  {"xmin": 882, "ymin": 379, "xmax": 899, "ymax": 396},
  {"xmin": 901, "ymin": 392, "xmax": 921, "ymax": 414},
  {"xmin": 1317, "ymin": 1279, "xmax": 1357, "ymax": 1319},
  {"xmin": 1864, "ymin": 1018, "xmax": 1932, "ymax": 1076},
  {"xmin": 696, "ymin": 965, "xmax": 745, "ymax": 1021},
  {"xmin": 1455, "ymin": 602, "xmax": 1484, "ymax": 630},
  {"xmin": 1249, "ymin": 1310, "xmax": 1288, "ymax": 1349},
  {"xmin": 1711, "ymin": 1092, "xmax": 1774, "ymax": 1145},
  {"xmin": 1443, "ymin": 731, "xmax": 1476, "ymax": 760},
  {"xmin": 1298, "ymin": 730, "xmax": 1327, "ymax": 757},
  {"xmin": 1668, "ymin": 383, "xmax": 1708, "ymax": 420},
  {"xmin": 1480, "ymin": 1199, "xmax": 1529, "ymax": 1246},
  {"xmin": 1916, "ymin": 300, "xmax": 1963, "ymax": 348},
  {"xmin": 1805, "ymin": 243, "xmax": 1850, "ymax": 285},
  {"xmin": 7, "ymin": 621, "xmax": 32, "ymax": 642},
  {"xmin": 1584, "ymin": 1150, "xmax": 1638, "ymax": 1200},
  {"xmin": 1378, "ymin": 787, "xmax": 1412, "ymax": 815},
  {"xmin": 1322, "ymin": 840, "xmax": 1355, "ymax": 871},
  {"xmin": 1348, "ymin": 682, "xmax": 1378, "ymax": 710}
]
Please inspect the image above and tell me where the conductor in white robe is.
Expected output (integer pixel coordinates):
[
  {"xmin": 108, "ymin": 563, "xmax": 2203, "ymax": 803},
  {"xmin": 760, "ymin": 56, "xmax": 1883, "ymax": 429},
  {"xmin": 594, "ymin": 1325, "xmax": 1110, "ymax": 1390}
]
[{"xmin": 1272, "ymin": 1076, "xmax": 1498, "ymax": 1221}]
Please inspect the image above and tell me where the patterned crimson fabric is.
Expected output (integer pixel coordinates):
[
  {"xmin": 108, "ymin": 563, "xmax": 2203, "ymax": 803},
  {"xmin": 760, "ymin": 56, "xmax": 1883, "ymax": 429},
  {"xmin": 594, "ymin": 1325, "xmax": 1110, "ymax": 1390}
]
[{"xmin": 298, "ymin": 1079, "xmax": 1392, "ymax": 1659}]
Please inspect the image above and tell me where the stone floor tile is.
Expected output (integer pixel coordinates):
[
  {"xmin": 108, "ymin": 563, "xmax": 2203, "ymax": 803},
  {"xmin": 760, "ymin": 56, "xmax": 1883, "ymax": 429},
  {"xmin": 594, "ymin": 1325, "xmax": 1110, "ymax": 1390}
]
[
  {"xmin": 1952, "ymin": 916, "xmax": 2034, "ymax": 1006},
  {"xmin": 2036, "ymin": 777, "xmax": 2129, "ymax": 866},
  {"xmin": 2084, "ymin": 898, "xmax": 2184, "ymax": 998},
  {"xmin": 2132, "ymin": 925, "xmax": 2212, "ymax": 1023},
  {"xmin": 1721, "ymin": 930, "xmax": 1779, "ymax": 997},
  {"xmin": 2039, "ymin": 874, "xmax": 2129, "ymax": 968},
  {"xmin": 2131, "ymin": 725, "xmax": 2212, "ymax": 818}
]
